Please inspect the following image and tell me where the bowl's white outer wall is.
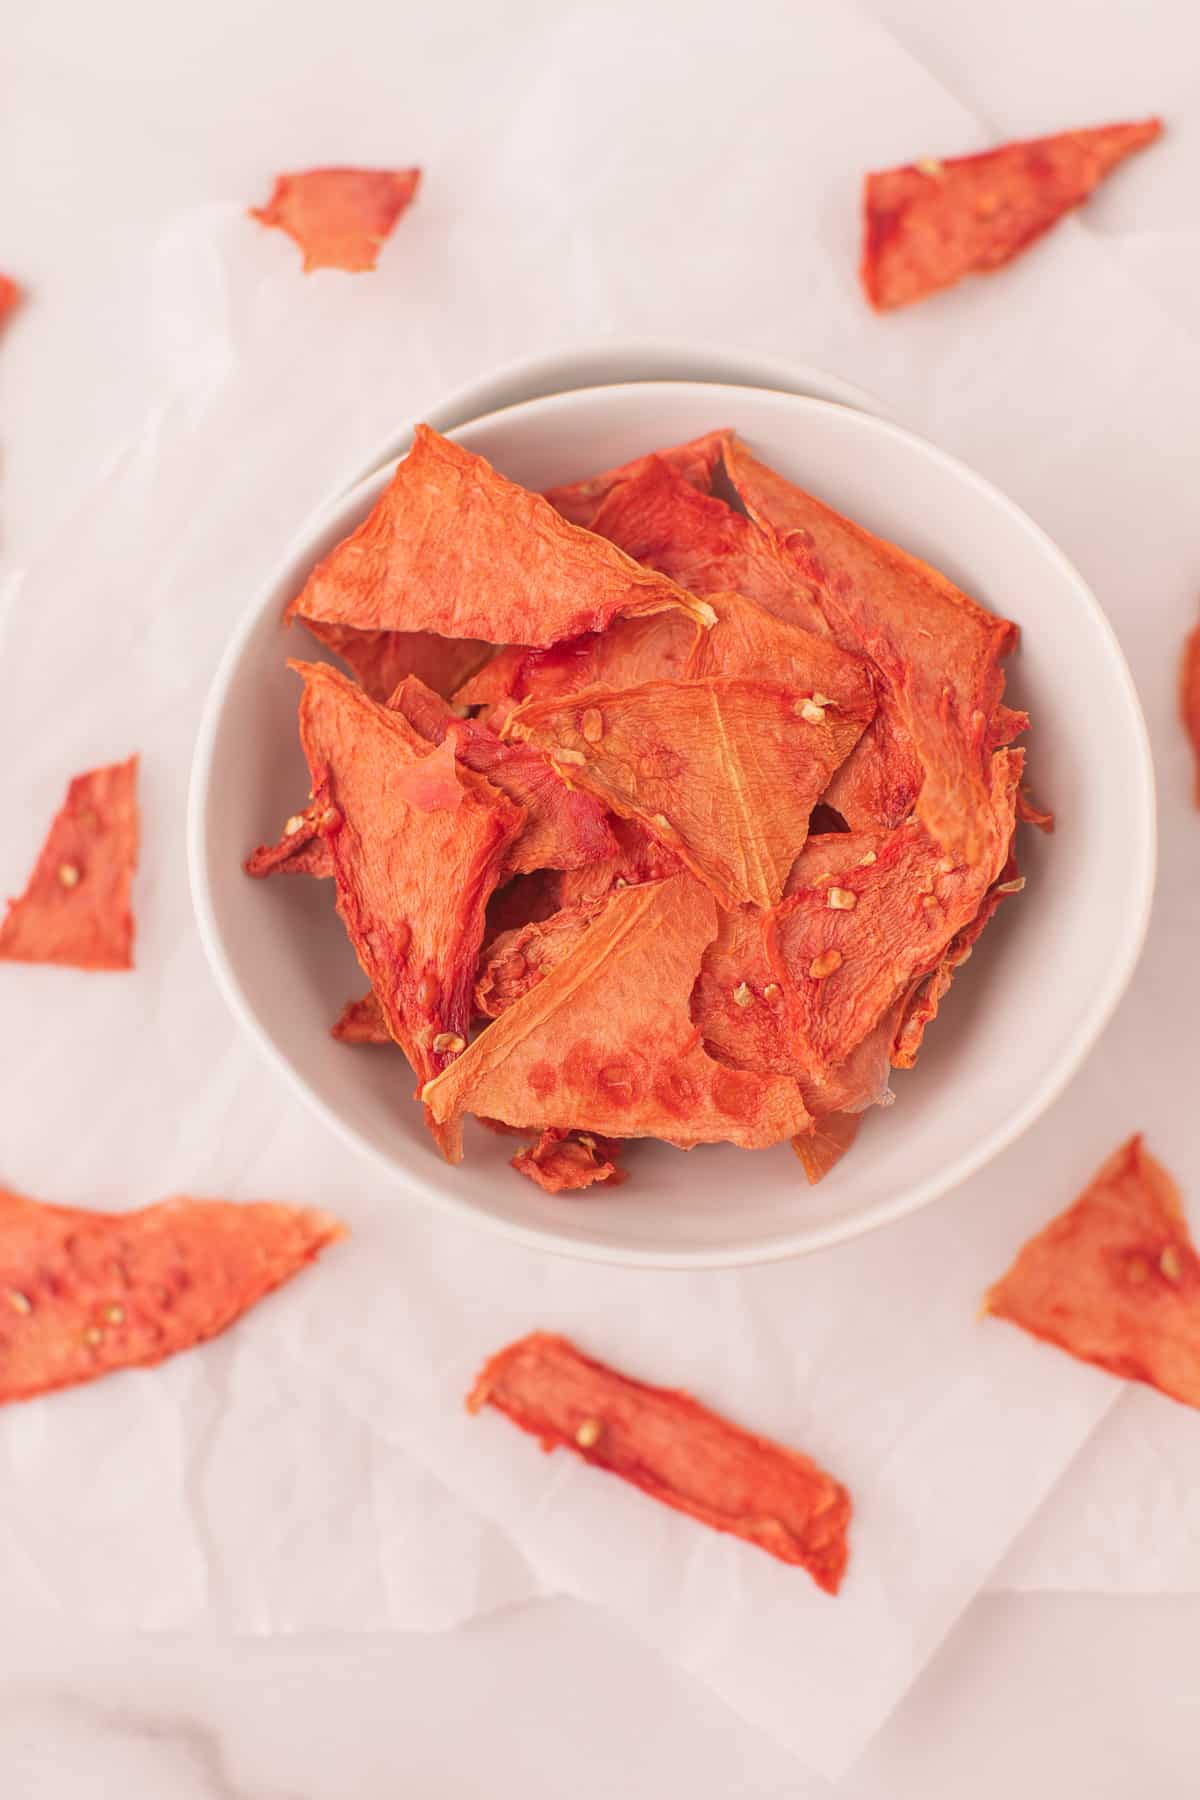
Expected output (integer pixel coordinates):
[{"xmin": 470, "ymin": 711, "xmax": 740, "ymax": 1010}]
[{"xmin": 188, "ymin": 380, "xmax": 1156, "ymax": 1268}]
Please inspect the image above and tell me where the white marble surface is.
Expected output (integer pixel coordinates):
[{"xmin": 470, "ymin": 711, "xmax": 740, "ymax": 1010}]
[{"xmin": 4, "ymin": 0, "xmax": 1200, "ymax": 1793}]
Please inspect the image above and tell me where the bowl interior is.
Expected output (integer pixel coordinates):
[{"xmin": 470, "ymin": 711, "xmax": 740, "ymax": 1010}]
[{"xmin": 190, "ymin": 381, "xmax": 1154, "ymax": 1266}]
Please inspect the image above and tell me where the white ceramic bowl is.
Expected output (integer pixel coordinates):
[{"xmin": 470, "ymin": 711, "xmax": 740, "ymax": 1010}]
[{"xmin": 189, "ymin": 380, "xmax": 1155, "ymax": 1267}]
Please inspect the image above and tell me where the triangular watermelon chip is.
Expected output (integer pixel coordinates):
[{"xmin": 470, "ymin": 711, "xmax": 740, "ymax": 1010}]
[
  {"xmin": 508, "ymin": 675, "xmax": 873, "ymax": 911},
  {"xmin": 862, "ymin": 119, "xmax": 1162, "ymax": 310},
  {"xmin": 423, "ymin": 875, "xmax": 811, "ymax": 1153},
  {"xmin": 0, "ymin": 756, "xmax": 138, "ymax": 970},
  {"xmin": 288, "ymin": 425, "xmax": 715, "ymax": 649},
  {"xmin": 985, "ymin": 1136, "xmax": 1200, "ymax": 1409},
  {"xmin": 0, "ymin": 1186, "xmax": 344, "ymax": 1405},
  {"xmin": 544, "ymin": 430, "xmax": 724, "ymax": 529},
  {"xmin": 292, "ymin": 661, "xmax": 524, "ymax": 1155}
]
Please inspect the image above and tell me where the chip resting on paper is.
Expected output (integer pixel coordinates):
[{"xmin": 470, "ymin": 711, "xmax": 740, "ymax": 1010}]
[
  {"xmin": 984, "ymin": 1136, "xmax": 1200, "ymax": 1409},
  {"xmin": 288, "ymin": 425, "xmax": 716, "ymax": 649},
  {"xmin": 251, "ymin": 167, "xmax": 421, "ymax": 273},
  {"xmin": 0, "ymin": 756, "xmax": 138, "ymax": 970},
  {"xmin": 0, "ymin": 1187, "xmax": 344, "ymax": 1405},
  {"xmin": 861, "ymin": 118, "xmax": 1163, "ymax": 311},
  {"xmin": 468, "ymin": 1331, "xmax": 851, "ymax": 1591}
]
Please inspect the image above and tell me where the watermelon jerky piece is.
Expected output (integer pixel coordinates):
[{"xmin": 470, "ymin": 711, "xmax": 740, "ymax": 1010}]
[
  {"xmin": 723, "ymin": 432, "xmax": 1017, "ymax": 864},
  {"xmin": 1180, "ymin": 613, "xmax": 1200, "ymax": 807},
  {"xmin": 251, "ymin": 166, "xmax": 421, "ymax": 273},
  {"xmin": 793, "ymin": 1112, "xmax": 861, "ymax": 1186},
  {"xmin": 0, "ymin": 1187, "xmax": 344, "ymax": 1405},
  {"xmin": 288, "ymin": 424, "xmax": 717, "ymax": 649},
  {"xmin": 475, "ymin": 899, "xmax": 607, "ymax": 1018},
  {"xmin": 862, "ymin": 119, "xmax": 1162, "ymax": 311},
  {"xmin": 585, "ymin": 452, "xmax": 825, "ymax": 635},
  {"xmin": 0, "ymin": 756, "xmax": 138, "ymax": 970},
  {"xmin": 510, "ymin": 1130, "xmax": 626, "ymax": 1193},
  {"xmin": 300, "ymin": 619, "xmax": 492, "ymax": 704},
  {"xmin": 556, "ymin": 814, "xmax": 682, "ymax": 909},
  {"xmin": 0, "ymin": 275, "xmax": 21, "ymax": 328},
  {"xmin": 544, "ymin": 430, "xmax": 725, "ymax": 529},
  {"xmin": 507, "ymin": 675, "xmax": 873, "ymax": 911},
  {"xmin": 387, "ymin": 675, "xmax": 617, "ymax": 875},
  {"xmin": 453, "ymin": 609, "xmax": 700, "ymax": 721},
  {"xmin": 332, "ymin": 990, "xmax": 390, "ymax": 1044},
  {"xmin": 468, "ymin": 1331, "xmax": 851, "ymax": 1591},
  {"xmin": 292, "ymin": 661, "xmax": 524, "ymax": 1154},
  {"xmin": 422, "ymin": 874, "xmax": 811, "ymax": 1153},
  {"xmin": 767, "ymin": 750, "xmax": 1021, "ymax": 1077},
  {"xmin": 984, "ymin": 1136, "xmax": 1200, "ymax": 1409}
]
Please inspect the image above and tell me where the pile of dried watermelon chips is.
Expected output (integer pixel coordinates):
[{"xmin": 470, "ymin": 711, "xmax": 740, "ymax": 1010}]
[{"xmin": 248, "ymin": 424, "xmax": 1040, "ymax": 1193}]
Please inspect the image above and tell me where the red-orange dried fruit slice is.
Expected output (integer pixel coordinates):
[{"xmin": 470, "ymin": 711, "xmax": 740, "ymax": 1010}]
[
  {"xmin": 508, "ymin": 676, "xmax": 873, "ymax": 911},
  {"xmin": 244, "ymin": 797, "xmax": 334, "ymax": 880},
  {"xmin": 586, "ymin": 453, "xmax": 825, "ymax": 634},
  {"xmin": 388, "ymin": 676, "xmax": 617, "ymax": 875},
  {"xmin": 723, "ymin": 432, "xmax": 1017, "ymax": 863},
  {"xmin": 0, "ymin": 756, "xmax": 138, "ymax": 971},
  {"xmin": 862, "ymin": 120, "xmax": 1162, "ymax": 311},
  {"xmin": 292, "ymin": 661, "xmax": 524, "ymax": 1156},
  {"xmin": 792, "ymin": 1112, "xmax": 861, "ymax": 1185},
  {"xmin": 331, "ymin": 989, "xmax": 390, "ymax": 1044},
  {"xmin": 0, "ymin": 275, "xmax": 21, "ymax": 328},
  {"xmin": 1180, "ymin": 615, "xmax": 1200, "ymax": 808},
  {"xmin": 984, "ymin": 1135, "xmax": 1200, "ymax": 1408},
  {"xmin": 767, "ymin": 751, "xmax": 1021, "ymax": 1076},
  {"xmin": 510, "ymin": 1130, "xmax": 626, "ymax": 1193},
  {"xmin": 890, "ymin": 856, "xmax": 1022, "ymax": 1069},
  {"xmin": 468, "ymin": 1331, "xmax": 851, "ymax": 1590},
  {"xmin": 475, "ymin": 899, "xmax": 606, "ymax": 1018},
  {"xmin": 544, "ymin": 431, "xmax": 725, "ymax": 529},
  {"xmin": 423, "ymin": 875, "xmax": 811, "ymax": 1153},
  {"xmin": 556, "ymin": 815, "xmax": 682, "ymax": 909},
  {"xmin": 250, "ymin": 166, "xmax": 421, "ymax": 273},
  {"xmin": 454, "ymin": 609, "xmax": 700, "ymax": 721},
  {"xmin": 288, "ymin": 425, "xmax": 715, "ymax": 649},
  {"xmin": 301, "ymin": 619, "xmax": 492, "ymax": 704},
  {"xmin": 0, "ymin": 1187, "xmax": 343, "ymax": 1405}
]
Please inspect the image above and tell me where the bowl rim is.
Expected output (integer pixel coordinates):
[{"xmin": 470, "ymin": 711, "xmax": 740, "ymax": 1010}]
[{"xmin": 188, "ymin": 377, "xmax": 1157, "ymax": 1269}]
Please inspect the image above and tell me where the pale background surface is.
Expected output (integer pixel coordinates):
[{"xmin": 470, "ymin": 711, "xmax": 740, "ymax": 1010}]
[{"xmin": 2, "ymin": 0, "xmax": 1199, "ymax": 1793}]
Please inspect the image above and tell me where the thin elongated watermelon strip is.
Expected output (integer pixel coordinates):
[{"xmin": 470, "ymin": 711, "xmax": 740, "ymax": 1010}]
[
  {"xmin": 0, "ymin": 1188, "xmax": 344, "ymax": 1405},
  {"xmin": 468, "ymin": 1331, "xmax": 851, "ymax": 1592}
]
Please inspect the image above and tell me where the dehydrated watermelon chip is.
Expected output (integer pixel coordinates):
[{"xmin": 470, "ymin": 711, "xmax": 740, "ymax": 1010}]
[
  {"xmin": 0, "ymin": 275, "xmax": 22, "ymax": 328},
  {"xmin": 862, "ymin": 120, "xmax": 1162, "ymax": 311},
  {"xmin": 292, "ymin": 661, "xmax": 524, "ymax": 1156},
  {"xmin": 288, "ymin": 425, "xmax": 717, "ymax": 652},
  {"xmin": 388, "ymin": 675, "xmax": 617, "ymax": 875},
  {"xmin": 453, "ymin": 609, "xmax": 700, "ymax": 721},
  {"xmin": 423, "ymin": 874, "xmax": 811, "ymax": 1153},
  {"xmin": 475, "ymin": 899, "xmax": 607, "ymax": 1018},
  {"xmin": 890, "ymin": 855, "xmax": 1023, "ymax": 1069},
  {"xmin": 510, "ymin": 1130, "xmax": 626, "ymax": 1193},
  {"xmin": 544, "ymin": 430, "xmax": 725, "ymax": 529},
  {"xmin": 792, "ymin": 1112, "xmax": 861, "ymax": 1186},
  {"xmin": 0, "ymin": 755, "xmax": 138, "ymax": 971},
  {"xmin": 507, "ymin": 675, "xmax": 873, "ymax": 911},
  {"xmin": 984, "ymin": 1135, "xmax": 1200, "ymax": 1409},
  {"xmin": 584, "ymin": 452, "xmax": 825, "ymax": 635},
  {"xmin": 244, "ymin": 792, "xmax": 335, "ymax": 879},
  {"xmin": 1179, "ymin": 614, "xmax": 1200, "ymax": 808},
  {"xmin": 250, "ymin": 166, "xmax": 421, "ymax": 273},
  {"xmin": 556, "ymin": 814, "xmax": 682, "ymax": 910},
  {"xmin": 0, "ymin": 1186, "xmax": 344, "ymax": 1405},
  {"xmin": 468, "ymin": 1331, "xmax": 851, "ymax": 1591},
  {"xmin": 723, "ymin": 431, "xmax": 1017, "ymax": 863},
  {"xmin": 767, "ymin": 751, "xmax": 1021, "ymax": 1076},
  {"xmin": 332, "ymin": 989, "xmax": 390, "ymax": 1044},
  {"xmin": 301, "ymin": 618, "xmax": 492, "ymax": 704}
]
